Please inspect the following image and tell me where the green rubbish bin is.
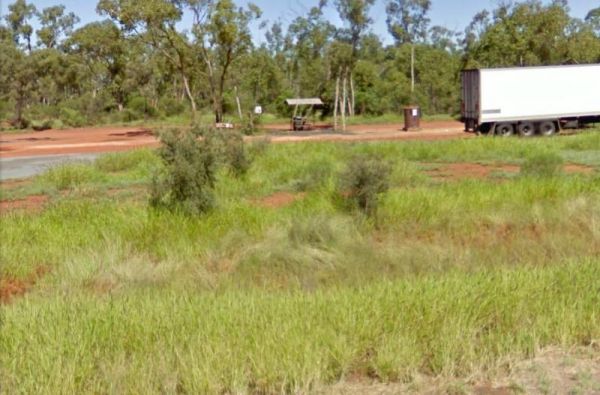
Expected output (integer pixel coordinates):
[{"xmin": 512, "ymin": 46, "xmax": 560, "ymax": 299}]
[{"xmin": 403, "ymin": 106, "xmax": 421, "ymax": 131}]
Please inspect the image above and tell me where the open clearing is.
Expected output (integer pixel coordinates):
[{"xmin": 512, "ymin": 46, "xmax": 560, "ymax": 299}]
[
  {"xmin": 1, "ymin": 129, "xmax": 599, "ymax": 394},
  {"xmin": 0, "ymin": 120, "xmax": 465, "ymax": 158}
]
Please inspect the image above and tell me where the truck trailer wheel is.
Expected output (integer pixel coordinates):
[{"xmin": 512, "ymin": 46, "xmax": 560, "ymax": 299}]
[
  {"xmin": 517, "ymin": 122, "xmax": 536, "ymax": 137},
  {"xmin": 496, "ymin": 123, "xmax": 514, "ymax": 137},
  {"xmin": 538, "ymin": 121, "xmax": 557, "ymax": 137}
]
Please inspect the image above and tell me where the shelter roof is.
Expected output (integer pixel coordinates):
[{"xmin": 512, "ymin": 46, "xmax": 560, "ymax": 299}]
[{"xmin": 285, "ymin": 98, "xmax": 324, "ymax": 106}]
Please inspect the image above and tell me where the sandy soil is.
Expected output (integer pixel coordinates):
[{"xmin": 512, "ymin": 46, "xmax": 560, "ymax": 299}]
[{"xmin": 0, "ymin": 121, "xmax": 467, "ymax": 159}]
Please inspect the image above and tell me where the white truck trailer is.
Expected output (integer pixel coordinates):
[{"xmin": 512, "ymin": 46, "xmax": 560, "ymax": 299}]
[{"xmin": 461, "ymin": 64, "xmax": 600, "ymax": 136}]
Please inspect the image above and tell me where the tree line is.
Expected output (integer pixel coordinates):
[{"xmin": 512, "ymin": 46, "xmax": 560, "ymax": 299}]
[{"xmin": 0, "ymin": 0, "xmax": 599, "ymax": 130}]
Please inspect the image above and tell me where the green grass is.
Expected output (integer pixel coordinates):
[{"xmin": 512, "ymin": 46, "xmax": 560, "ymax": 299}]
[
  {"xmin": 1, "ymin": 129, "xmax": 599, "ymax": 393},
  {"xmin": 1, "ymin": 111, "xmax": 456, "ymax": 133},
  {"xmin": 1, "ymin": 261, "xmax": 598, "ymax": 393}
]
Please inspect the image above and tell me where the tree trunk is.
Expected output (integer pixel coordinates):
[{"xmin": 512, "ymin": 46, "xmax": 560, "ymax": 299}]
[
  {"xmin": 182, "ymin": 74, "xmax": 197, "ymax": 120},
  {"xmin": 341, "ymin": 68, "xmax": 347, "ymax": 132},
  {"xmin": 215, "ymin": 100, "xmax": 223, "ymax": 124},
  {"xmin": 411, "ymin": 44, "xmax": 415, "ymax": 95},
  {"xmin": 235, "ymin": 86, "xmax": 243, "ymax": 122},
  {"xmin": 334, "ymin": 73, "xmax": 340, "ymax": 131},
  {"xmin": 350, "ymin": 73, "xmax": 355, "ymax": 117}
]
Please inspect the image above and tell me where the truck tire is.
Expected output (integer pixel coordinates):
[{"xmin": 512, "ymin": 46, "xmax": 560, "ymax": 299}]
[
  {"xmin": 496, "ymin": 123, "xmax": 514, "ymax": 137},
  {"xmin": 517, "ymin": 122, "xmax": 536, "ymax": 137},
  {"xmin": 539, "ymin": 121, "xmax": 557, "ymax": 137}
]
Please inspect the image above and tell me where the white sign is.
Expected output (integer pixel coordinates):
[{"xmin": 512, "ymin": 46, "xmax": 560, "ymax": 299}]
[
  {"xmin": 412, "ymin": 108, "xmax": 418, "ymax": 117},
  {"xmin": 254, "ymin": 106, "xmax": 263, "ymax": 115}
]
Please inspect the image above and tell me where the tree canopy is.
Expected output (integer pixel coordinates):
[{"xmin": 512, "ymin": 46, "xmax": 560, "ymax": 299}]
[{"xmin": 0, "ymin": 0, "xmax": 598, "ymax": 129}]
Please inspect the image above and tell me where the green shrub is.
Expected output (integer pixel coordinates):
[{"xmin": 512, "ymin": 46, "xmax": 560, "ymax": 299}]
[
  {"xmin": 59, "ymin": 108, "xmax": 86, "ymax": 127},
  {"xmin": 240, "ymin": 112, "xmax": 260, "ymax": 136},
  {"xmin": 203, "ymin": 128, "xmax": 251, "ymax": 177},
  {"xmin": 221, "ymin": 131, "xmax": 250, "ymax": 176},
  {"xmin": 11, "ymin": 117, "xmax": 30, "ymax": 129},
  {"xmin": 30, "ymin": 119, "xmax": 53, "ymax": 131},
  {"xmin": 128, "ymin": 96, "xmax": 159, "ymax": 118},
  {"xmin": 340, "ymin": 154, "xmax": 391, "ymax": 216},
  {"xmin": 51, "ymin": 119, "xmax": 65, "ymax": 130},
  {"xmin": 521, "ymin": 151, "xmax": 564, "ymax": 177},
  {"xmin": 159, "ymin": 97, "xmax": 186, "ymax": 117},
  {"xmin": 118, "ymin": 108, "xmax": 142, "ymax": 123},
  {"xmin": 290, "ymin": 159, "xmax": 334, "ymax": 192},
  {"xmin": 150, "ymin": 129, "xmax": 217, "ymax": 215}
]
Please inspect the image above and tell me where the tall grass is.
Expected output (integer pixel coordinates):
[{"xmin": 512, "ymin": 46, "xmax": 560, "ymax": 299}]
[
  {"xmin": 1, "ymin": 130, "xmax": 599, "ymax": 393},
  {"xmin": 1, "ymin": 261, "xmax": 598, "ymax": 394}
]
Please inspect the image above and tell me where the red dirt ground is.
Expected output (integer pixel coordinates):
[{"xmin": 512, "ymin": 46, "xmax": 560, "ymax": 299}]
[
  {"xmin": 426, "ymin": 162, "xmax": 595, "ymax": 181},
  {"xmin": 0, "ymin": 121, "xmax": 466, "ymax": 158},
  {"xmin": 0, "ymin": 195, "xmax": 49, "ymax": 214},
  {"xmin": 0, "ymin": 266, "xmax": 49, "ymax": 304},
  {"xmin": 256, "ymin": 192, "xmax": 307, "ymax": 208},
  {"xmin": 0, "ymin": 178, "xmax": 32, "ymax": 190},
  {"xmin": 0, "ymin": 126, "xmax": 159, "ymax": 158}
]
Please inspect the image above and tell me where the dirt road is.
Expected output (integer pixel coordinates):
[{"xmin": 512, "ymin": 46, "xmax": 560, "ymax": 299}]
[{"xmin": 0, "ymin": 121, "xmax": 467, "ymax": 160}]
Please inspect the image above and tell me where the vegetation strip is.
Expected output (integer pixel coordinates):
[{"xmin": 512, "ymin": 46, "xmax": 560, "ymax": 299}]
[{"xmin": 1, "ymin": 261, "xmax": 598, "ymax": 393}]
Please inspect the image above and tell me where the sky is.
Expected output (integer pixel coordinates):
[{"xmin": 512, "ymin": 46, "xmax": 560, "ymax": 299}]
[{"xmin": 1, "ymin": 0, "xmax": 598, "ymax": 44}]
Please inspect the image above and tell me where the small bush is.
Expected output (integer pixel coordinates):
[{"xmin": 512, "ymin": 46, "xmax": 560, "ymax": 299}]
[
  {"xmin": 240, "ymin": 112, "xmax": 261, "ymax": 136},
  {"xmin": 339, "ymin": 154, "xmax": 391, "ymax": 216},
  {"xmin": 159, "ymin": 97, "xmax": 186, "ymax": 117},
  {"xmin": 118, "ymin": 108, "xmax": 142, "ymax": 123},
  {"xmin": 222, "ymin": 132, "xmax": 250, "ymax": 176},
  {"xmin": 150, "ymin": 129, "xmax": 217, "ymax": 215},
  {"xmin": 11, "ymin": 117, "xmax": 30, "ymax": 129},
  {"xmin": 30, "ymin": 119, "xmax": 53, "ymax": 131},
  {"xmin": 128, "ymin": 96, "xmax": 159, "ymax": 118},
  {"xmin": 203, "ymin": 128, "xmax": 251, "ymax": 177},
  {"xmin": 521, "ymin": 151, "xmax": 564, "ymax": 177},
  {"xmin": 59, "ymin": 108, "xmax": 86, "ymax": 127},
  {"xmin": 51, "ymin": 119, "xmax": 65, "ymax": 130},
  {"xmin": 290, "ymin": 159, "xmax": 334, "ymax": 192}
]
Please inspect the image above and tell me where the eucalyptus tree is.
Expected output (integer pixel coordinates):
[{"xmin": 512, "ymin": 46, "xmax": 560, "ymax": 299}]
[
  {"xmin": 385, "ymin": 0, "xmax": 431, "ymax": 95},
  {"xmin": 286, "ymin": 1, "xmax": 335, "ymax": 100},
  {"xmin": 327, "ymin": 41, "xmax": 352, "ymax": 129},
  {"xmin": 36, "ymin": 5, "xmax": 80, "ymax": 49},
  {"xmin": 68, "ymin": 21, "xmax": 132, "ymax": 112},
  {"xmin": 429, "ymin": 25, "xmax": 459, "ymax": 53},
  {"xmin": 334, "ymin": 0, "xmax": 375, "ymax": 116},
  {"xmin": 5, "ymin": 0, "xmax": 36, "ymax": 52},
  {"xmin": 563, "ymin": 18, "xmax": 600, "ymax": 63},
  {"xmin": 97, "ymin": 0, "xmax": 199, "ymax": 117},
  {"xmin": 0, "ymin": 37, "xmax": 36, "ymax": 126},
  {"xmin": 586, "ymin": 7, "xmax": 600, "ymax": 36},
  {"xmin": 463, "ymin": 1, "xmax": 574, "ymax": 68},
  {"xmin": 0, "ymin": 30, "xmax": 18, "ymax": 120},
  {"xmin": 189, "ymin": 0, "xmax": 261, "ymax": 123}
]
